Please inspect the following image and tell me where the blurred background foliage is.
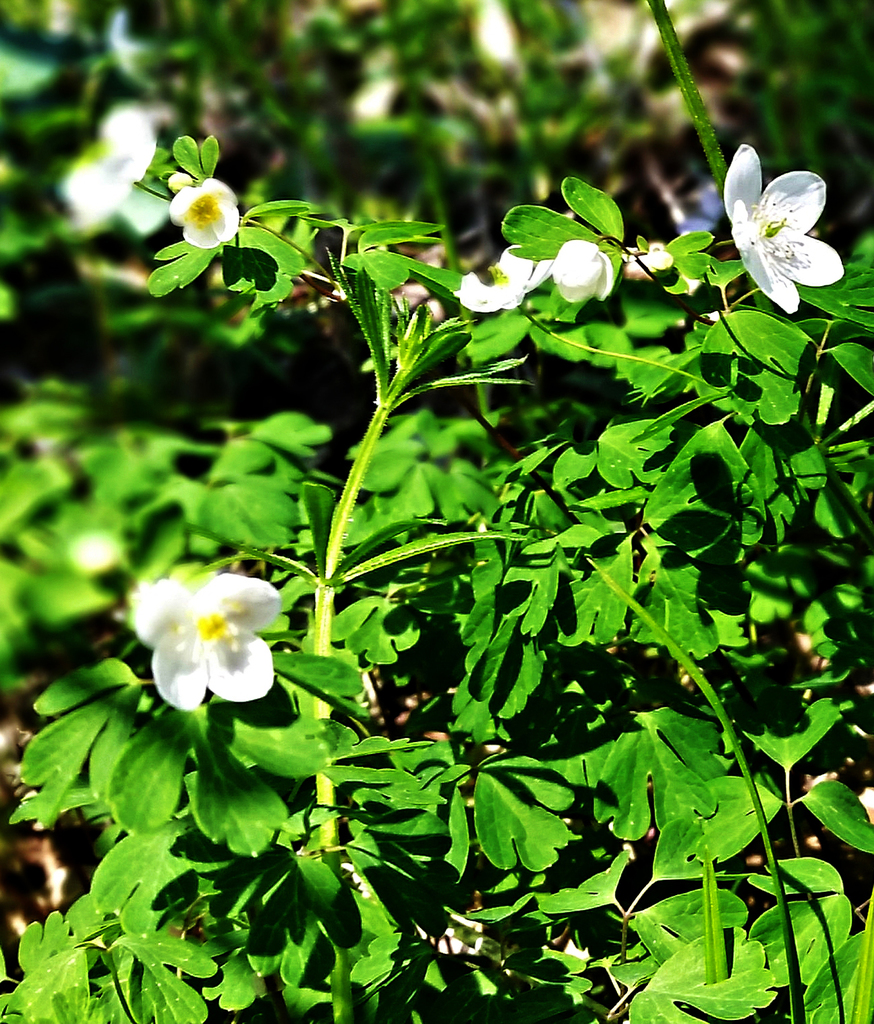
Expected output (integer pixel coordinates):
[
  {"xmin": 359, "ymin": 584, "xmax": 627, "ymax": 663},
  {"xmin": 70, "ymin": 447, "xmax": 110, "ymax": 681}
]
[{"xmin": 2, "ymin": 0, "xmax": 874, "ymax": 956}]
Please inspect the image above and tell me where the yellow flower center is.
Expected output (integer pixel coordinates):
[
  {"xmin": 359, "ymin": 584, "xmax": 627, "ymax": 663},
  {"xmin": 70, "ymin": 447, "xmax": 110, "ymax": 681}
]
[
  {"xmin": 187, "ymin": 194, "xmax": 221, "ymax": 228},
  {"xmin": 197, "ymin": 612, "xmax": 228, "ymax": 642},
  {"xmin": 490, "ymin": 265, "xmax": 511, "ymax": 286}
]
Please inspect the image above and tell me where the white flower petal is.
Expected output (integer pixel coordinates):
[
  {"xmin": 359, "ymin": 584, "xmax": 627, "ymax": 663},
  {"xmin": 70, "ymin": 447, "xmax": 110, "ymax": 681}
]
[
  {"xmin": 213, "ymin": 204, "xmax": 240, "ymax": 243},
  {"xmin": 782, "ymin": 234, "xmax": 845, "ymax": 288},
  {"xmin": 759, "ymin": 171, "xmax": 825, "ymax": 234},
  {"xmin": 200, "ymin": 178, "xmax": 238, "ymax": 206},
  {"xmin": 195, "ymin": 574, "xmax": 282, "ymax": 631},
  {"xmin": 153, "ymin": 634, "xmax": 208, "ymax": 710},
  {"xmin": 724, "ymin": 144, "xmax": 762, "ymax": 222},
  {"xmin": 168, "ymin": 187, "xmax": 198, "ymax": 225},
  {"xmin": 527, "ymin": 259, "xmax": 555, "ymax": 291},
  {"xmin": 740, "ymin": 240, "xmax": 799, "ymax": 313},
  {"xmin": 134, "ymin": 579, "xmax": 193, "ymax": 648},
  {"xmin": 206, "ymin": 634, "xmax": 275, "ymax": 703},
  {"xmin": 182, "ymin": 222, "xmax": 223, "ymax": 249},
  {"xmin": 455, "ymin": 272, "xmax": 524, "ymax": 312}
]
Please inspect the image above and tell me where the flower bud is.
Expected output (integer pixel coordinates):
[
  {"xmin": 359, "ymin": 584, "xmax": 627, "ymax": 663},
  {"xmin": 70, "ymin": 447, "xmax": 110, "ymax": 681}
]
[
  {"xmin": 641, "ymin": 246, "xmax": 674, "ymax": 274},
  {"xmin": 168, "ymin": 171, "xmax": 195, "ymax": 193},
  {"xmin": 551, "ymin": 239, "xmax": 614, "ymax": 304}
]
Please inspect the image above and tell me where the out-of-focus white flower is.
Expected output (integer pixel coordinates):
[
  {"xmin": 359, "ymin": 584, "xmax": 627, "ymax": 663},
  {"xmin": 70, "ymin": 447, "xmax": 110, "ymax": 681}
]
[
  {"xmin": 472, "ymin": 0, "xmax": 519, "ymax": 70},
  {"xmin": 169, "ymin": 178, "xmax": 240, "ymax": 249},
  {"xmin": 724, "ymin": 144, "xmax": 843, "ymax": 314},
  {"xmin": 107, "ymin": 10, "xmax": 150, "ymax": 80},
  {"xmin": 134, "ymin": 574, "xmax": 281, "ymax": 711},
  {"xmin": 69, "ymin": 533, "xmax": 122, "ymax": 575},
  {"xmin": 61, "ymin": 105, "xmax": 158, "ymax": 230},
  {"xmin": 455, "ymin": 247, "xmax": 553, "ymax": 312},
  {"xmin": 551, "ymin": 239, "xmax": 614, "ymax": 304}
]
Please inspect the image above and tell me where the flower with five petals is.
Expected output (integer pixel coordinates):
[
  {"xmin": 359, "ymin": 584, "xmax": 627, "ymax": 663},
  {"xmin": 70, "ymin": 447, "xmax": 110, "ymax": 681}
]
[
  {"xmin": 724, "ymin": 144, "xmax": 843, "ymax": 314},
  {"xmin": 169, "ymin": 177, "xmax": 240, "ymax": 249},
  {"xmin": 134, "ymin": 573, "xmax": 281, "ymax": 711}
]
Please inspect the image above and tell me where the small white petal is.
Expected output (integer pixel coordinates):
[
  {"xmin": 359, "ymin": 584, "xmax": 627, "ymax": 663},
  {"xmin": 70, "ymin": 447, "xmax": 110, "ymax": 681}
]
[
  {"xmin": 206, "ymin": 634, "xmax": 275, "ymax": 702},
  {"xmin": 168, "ymin": 187, "xmax": 198, "ymax": 225},
  {"xmin": 781, "ymin": 234, "xmax": 844, "ymax": 288},
  {"xmin": 527, "ymin": 259, "xmax": 555, "ymax": 290},
  {"xmin": 200, "ymin": 178, "xmax": 238, "ymax": 206},
  {"xmin": 455, "ymin": 272, "xmax": 525, "ymax": 312},
  {"xmin": 195, "ymin": 574, "xmax": 282, "ymax": 631},
  {"xmin": 182, "ymin": 223, "xmax": 223, "ymax": 248},
  {"xmin": 213, "ymin": 204, "xmax": 241, "ymax": 243},
  {"xmin": 153, "ymin": 634, "xmax": 208, "ymax": 710},
  {"xmin": 724, "ymin": 145, "xmax": 762, "ymax": 222},
  {"xmin": 759, "ymin": 171, "xmax": 825, "ymax": 234},
  {"xmin": 134, "ymin": 579, "xmax": 193, "ymax": 649},
  {"xmin": 743, "ymin": 242, "xmax": 800, "ymax": 313}
]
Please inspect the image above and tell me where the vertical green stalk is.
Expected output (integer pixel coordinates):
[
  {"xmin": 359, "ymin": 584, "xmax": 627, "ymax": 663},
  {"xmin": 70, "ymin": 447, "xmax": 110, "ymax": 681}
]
[
  {"xmin": 644, "ymin": 0, "xmax": 728, "ymax": 194},
  {"xmin": 589, "ymin": 558, "xmax": 805, "ymax": 1023},
  {"xmin": 702, "ymin": 847, "xmax": 729, "ymax": 986},
  {"xmin": 850, "ymin": 884, "xmax": 874, "ymax": 1024},
  {"xmin": 310, "ymin": 399, "xmax": 393, "ymax": 1024}
]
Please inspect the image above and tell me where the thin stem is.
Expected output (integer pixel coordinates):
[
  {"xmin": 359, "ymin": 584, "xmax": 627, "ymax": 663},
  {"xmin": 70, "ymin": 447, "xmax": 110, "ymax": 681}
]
[
  {"xmin": 325, "ymin": 402, "xmax": 393, "ymax": 580},
  {"xmin": 132, "ymin": 180, "xmax": 170, "ymax": 202},
  {"xmin": 644, "ymin": 0, "xmax": 728, "ymax": 193},
  {"xmin": 785, "ymin": 768, "xmax": 801, "ymax": 858},
  {"xmin": 821, "ymin": 457, "xmax": 874, "ymax": 556},
  {"xmin": 524, "ymin": 310, "xmax": 708, "ymax": 386},
  {"xmin": 821, "ymin": 397, "xmax": 874, "ymax": 447},
  {"xmin": 470, "ymin": 411, "xmax": 805, "ymax": 1024}
]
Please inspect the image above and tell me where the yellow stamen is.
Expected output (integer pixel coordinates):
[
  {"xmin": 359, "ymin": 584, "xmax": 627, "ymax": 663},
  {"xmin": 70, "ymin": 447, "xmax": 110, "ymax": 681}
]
[
  {"xmin": 490, "ymin": 265, "xmax": 511, "ymax": 286},
  {"xmin": 187, "ymin": 194, "xmax": 221, "ymax": 228},
  {"xmin": 197, "ymin": 613, "xmax": 228, "ymax": 641}
]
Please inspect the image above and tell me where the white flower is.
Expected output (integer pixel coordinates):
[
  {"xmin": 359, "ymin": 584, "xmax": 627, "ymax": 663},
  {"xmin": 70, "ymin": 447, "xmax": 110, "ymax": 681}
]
[
  {"xmin": 551, "ymin": 239, "xmax": 614, "ymax": 303},
  {"xmin": 169, "ymin": 178, "xmax": 240, "ymax": 249},
  {"xmin": 724, "ymin": 144, "xmax": 844, "ymax": 314},
  {"xmin": 61, "ymin": 104, "xmax": 158, "ymax": 230},
  {"xmin": 455, "ymin": 247, "xmax": 553, "ymax": 312},
  {"xmin": 134, "ymin": 574, "xmax": 281, "ymax": 711}
]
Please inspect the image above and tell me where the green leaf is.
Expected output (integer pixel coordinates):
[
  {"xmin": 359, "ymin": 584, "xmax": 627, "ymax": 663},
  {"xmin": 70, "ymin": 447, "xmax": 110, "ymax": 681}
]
[
  {"xmin": 244, "ymin": 200, "xmax": 319, "ymax": 219},
  {"xmin": 91, "ymin": 825, "xmax": 198, "ymax": 933},
  {"xmin": 341, "ymin": 530, "xmax": 511, "ymax": 582},
  {"xmin": 222, "ymin": 245, "xmax": 279, "ymax": 292},
  {"xmin": 827, "ymin": 341, "xmax": 874, "ymax": 394},
  {"xmin": 114, "ymin": 933, "xmax": 215, "ymax": 1024},
  {"xmin": 354, "ymin": 249, "xmax": 412, "ymax": 289},
  {"xmin": 561, "ymin": 176, "xmax": 623, "ymax": 239},
  {"xmin": 474, "ymin": 757, "xmax": 572, "ymax": 871},
  {"xmin": 750, "ymin": 894, "xmax": 852, "ymax": 986},
  {"xmin": 109, "ymin": 712, "xmax": 192, "ymax": 832},
  {"xmin": 747, "ymin": 856, "xmax": 844, "ymax": 898},
  {"xmin": 149, "ymin": 241, "xmax": 215, "ymax": 296},
  {"xmin": 702, "ymin": 847, "xmax": 728, "ymax": 984},
  {"xmin": 742, "ymin": 688, "xmax": 841, "ymax": 769},
  {"xmin": 645, "ymin": 421, "xmax": 764, "ymax": 564},
  {"xmin": 298, "ymin": 857, "xmax": 362, "ymax": 948},
  {"xmin": 35, "ymin": 658, "xmax": 138, "ymax": 715},
  {"xmin": 200, "ymin": 135, "xmax": 219, "ymax": 177},
  {"xmin": 273, "ymin": 652, "xmax": 365, "ymax": 719},
  {"xmin": 539, "ymin": 850, "xmax": 630, "ymax": 914},
  {"xmin": 797, "ymin": 262, "xmax": 874, "ymax": 329},
  {"xmin": 851, "ymin": 899, "xmax": 874, "ymax": 1024},
  {"xmin": 629, "ymin": 930, "xmax": 776, "ymax": 1022},
  {"xmin": 189, "ymin": 716, "xmax": 288, "ymax": 855},
  {"xmin": 594, "ymin": 707, "xmax": 725, "ymax": 840},
  {"xmin": 501, "ymin": 204, "xmax": 597, "ymax": 260},
  {"xmin": 236, "ymin": 225, "xmax": 305, "ymax": 279},
  {"xmin": 633, "ymin": 892, "xmax": 748, "ymax": 965},
  {"xmin": 231, "ymin": 716, "xmax": 334, "ymax": 778},
  {"xmin": 303, "ymin": 481, "xmax": 336, "ymax": 578},
  {"xmin": 172, "ymin": 135, "xmax": 202, "ymax": 177},
  {"xmin": 358, "ymin": 220, "xmax": 443, "ymax": 250},
  {"xmin": 806, "ymin": 932, "xmax": 864, "ymax": 1024},
  {"xmin": 800, "ymin": 780, "xmax": 874, "ymax": 853}
]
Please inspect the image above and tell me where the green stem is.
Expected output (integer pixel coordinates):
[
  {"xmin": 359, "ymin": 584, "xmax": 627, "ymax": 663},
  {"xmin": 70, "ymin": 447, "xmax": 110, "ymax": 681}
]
[
  {"xmin": 325, "ymin": 402, "xmax": 393, "ymax": 580},
  {"xmin": 587, "ymin": 554, "xmax": 804, "ymax": 1022},
  {"xmin": 822, "ymin": 457, "xmax": 874, "ymax": 557},
  {"xmin": 310, "ymin": 401, "xmax": 393, "ymax": 1024},
  {"xmin": 821, "ymin": 396, "xmax": 874, "ymax": 447},
  {"xmin": 644, "ymin": 0, "xmax": 728, "ymax": 194}
]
